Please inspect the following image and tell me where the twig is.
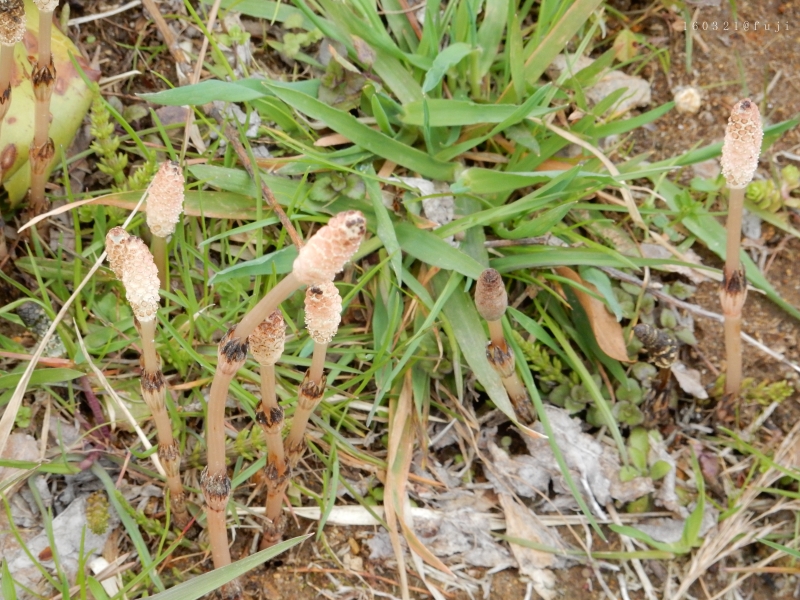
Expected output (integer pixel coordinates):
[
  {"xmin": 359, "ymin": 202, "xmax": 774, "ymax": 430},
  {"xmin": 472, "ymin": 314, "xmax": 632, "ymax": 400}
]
[
  {"xmin": 208, "ymin": 107, "xmax": 303, "ymax": 249},
  {"xmin": 68, "ymin": 0, "xmax": 141, "ymax": 25},
  {"xmin": 140, "ymin": 0, "xmax": 189, "ymax": 69}
]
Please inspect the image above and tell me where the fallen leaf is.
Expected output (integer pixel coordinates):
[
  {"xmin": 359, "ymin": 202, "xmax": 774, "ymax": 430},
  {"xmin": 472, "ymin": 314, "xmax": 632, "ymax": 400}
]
[
  {"xmin": 555, "ymin": 266, "xmax": 631, "ymax": 362},
  {"xmin": 638, "ymin": 244, "xmax": 709, "ymax": 284},
  {"xmin": 670, "ymin": 362, "xmax": 708, "ymax": 399},
  {"xmin": 499, "ymin": 494, "xmax": 566, "ymax": 600}
]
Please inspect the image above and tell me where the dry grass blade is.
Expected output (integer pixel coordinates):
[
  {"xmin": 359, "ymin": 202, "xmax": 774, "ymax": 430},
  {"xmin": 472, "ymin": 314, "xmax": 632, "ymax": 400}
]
[
  {"xmin": 0, "ymin": 186, "xmax": 151, "ymax": 475},
  {"xmin": 385, "ymin": 371, "xmax": 454, "ymax": 600},
  {"xmin": 670, "ymin": 421, "xmax": 800, "ymax": 599}
]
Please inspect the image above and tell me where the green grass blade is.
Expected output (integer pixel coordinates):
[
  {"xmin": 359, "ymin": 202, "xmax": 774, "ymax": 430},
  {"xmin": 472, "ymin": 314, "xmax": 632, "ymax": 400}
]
[
  {"xmin": 505, "ymin": 327, "xmax": 604, "ymax": 538},
  {"xmin": 264, "ymin": 81, "xmax": 455, "ymax": 180},
  {"xmin": 521, "ymin": 0, "xmax": 604, "ymax": 86},
  {"xmin": 422, "ymin": 42, "xmax": 473, "ymax": 93},
  {"xmin": 654, "ymin": 178, "xmax": 800, "ymax": 321},
  {"xmin": 394, "ymin": 222, "xmax": 484, "ymax": 279},
  {"xmin": 146, "ymin": 536, "xmax": 310, "ymax": 600}
]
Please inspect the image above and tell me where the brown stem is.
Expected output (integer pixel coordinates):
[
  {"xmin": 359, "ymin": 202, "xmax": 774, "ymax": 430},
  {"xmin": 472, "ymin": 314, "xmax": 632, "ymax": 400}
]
[
  {"xmin": 308, "ymin": 341, "xmax": 327, "ymax": 385},
  {"xmin": 284, "ymin": 370, "xmax": 326, "ymax": 469},
  {"xmin": 723, "ymin": 313, "xmax": 743, "ymax": 397},
  {"xmin": 207, "ymin": 369, "xmax": 238, "ymax": 474},
  {"xmin": 486, "ymin": 337, "xmax": 533, "ymax": 424},
  {"xmin": 200, "ymin": 467, "xmax": 235, "ymax": 570},
  {"xmin": 138, "ymin": 319, "xmax": 160, "ymax": 373},
  {"xmin": 151, "ymin": 235, "xmax": 168, "ymax": 290},
  {"xmin": 258, "ymin": 364, "xmax": 285, "ymax": 469},
  {"xmin": 137, "ymin": 318, "xmax": 189, "ymax": 527},
  {"xmin": 37, "ymin": 11, "xmax": 52, "ymax": 70},
  {"xmin": 724, "ymin": 186, "xmax": 745, "ymax": 277},
  {"xmin": 487, "ymin": 319, "xmax": 505, "ymax": 347},
  {"xmin": 232, "ymin": 273, "xmax": 301, "ymax": 341}
]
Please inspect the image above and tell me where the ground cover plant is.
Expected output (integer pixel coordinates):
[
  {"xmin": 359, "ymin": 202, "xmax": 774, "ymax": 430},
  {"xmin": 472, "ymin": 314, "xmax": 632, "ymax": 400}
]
[{"xmin": 1, "ymin": 1, "xmax": 800, "ymax": 599}]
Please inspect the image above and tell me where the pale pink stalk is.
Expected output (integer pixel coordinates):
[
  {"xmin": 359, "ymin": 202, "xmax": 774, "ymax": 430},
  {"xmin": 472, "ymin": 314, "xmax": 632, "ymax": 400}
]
[
  {"xmin": 719, "ymin": 99, "xmax": 762, "ymax": 404},
  {"xmin": 29, "ymin": 0, "xmax": 58, "ymax": 215},
  {"xmin": 206, "ymin": 211, "xmax": 364, "ymax": 554},
  {"xmin": 146, "ymin": 161, "xmax": 185, "ymax": 289},
  {"xmin": 105, "ymin": 229, "xmax": 188, "ymax": 527},
  {"xmin": 475, "ymin": 268, "xmax": 533, "ymax": 424}
]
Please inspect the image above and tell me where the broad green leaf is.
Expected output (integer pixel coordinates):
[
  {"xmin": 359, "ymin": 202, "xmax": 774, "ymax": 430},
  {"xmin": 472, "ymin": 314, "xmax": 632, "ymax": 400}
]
[
  {"xmin": 402, "ymin": 99, "xmax": 554, "ymax": 127},
  {"xmin": 365, "ymin": 174, "xmax": 402, "ymax": 286},
  {"xmin": 422, "ymin": 43, "xmax": 473, "ymax": 93},
  {"xmin": 5, "ymin": 1, "xmax": 99, "ymax": 206},
  {"xmin": 140, "ymin": 79, "xmax": 270, "ymax": 105},
  {"xmin": 453, "ymin": 168, "xmax": 613, "ymax": 195},
  {"xmin": 88, "ymin": 190, "xmax": 257, "ymax": 220},
  {"xmin": 201, "ymin": 0, "xmax": 313, "ymax": 26},
  {"xmin": 394, "ymin": 222, "xmax": 484, "ymax": 279},
  {"xmin": 188, "ymin": 164, "xmax": 306, "ymax": 203},
  {"xmin": 264, "ymin": 81, "xmax": 456, "ymax": 181},
  {"xmin": 0, "ymin": 369, "xmax": 84, "ymax": 392},
  {"xmin": 2, "ymin": 556, "xmax": 17, "ymax": 600},
  {"xmin": 210, "ymin": 246, "xmax": 299, "ymax": 285},
  {"xmin": 491, "ymin": 247, "xmax": 636, "ymax": 272},
  {"xmin": 476, "ymin": 0, "xmax": 508, "ymax": 76}
]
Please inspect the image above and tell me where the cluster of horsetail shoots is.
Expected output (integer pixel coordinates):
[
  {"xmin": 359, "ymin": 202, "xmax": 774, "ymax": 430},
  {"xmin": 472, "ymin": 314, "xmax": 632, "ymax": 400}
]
[
  {"xmin": 203, "ymin": 211, "xmax": 365, "ymax": 584},
  {"xmin": 146, "ymin": 161, "xmax": 185, "ymax": 289},
  {"xmin": 474, "ymin": 268, "xmax": 534, "ymax": 424},
  {"xmin": 0, "ymin": 0, "xmax": 25, "ymax": 177},
  {"xmin": 105, "ymin": 227, "xmax": 189, "ymax": 528},
  {"xmin": 718, "ymin": 99, "xmax": 763, "ymax": 409},
  {"xmin": 29, "ymin": 0, "xmax": 59, "ymax": 214}
]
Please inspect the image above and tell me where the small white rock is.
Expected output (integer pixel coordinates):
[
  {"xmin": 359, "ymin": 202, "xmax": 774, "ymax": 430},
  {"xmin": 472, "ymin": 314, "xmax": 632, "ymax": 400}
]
[{"xmin": 674, "ymin": 86, "xmax": 703, "ymax": 114}]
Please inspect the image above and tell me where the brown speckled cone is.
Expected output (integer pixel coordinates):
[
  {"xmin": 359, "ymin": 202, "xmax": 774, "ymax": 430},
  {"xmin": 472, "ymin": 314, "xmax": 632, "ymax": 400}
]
[
  {"xmin": 292, "ymin": 210, "xmax": 366, "ymax": 284},
  {"xmin": 475, "ymin": 268, "xmax": 507, "ymax": 322},
  {"xmin": 105, "ymin": 230, "xmax": 160, "ymax": 322},
  {"xmin": 720, "ymin": 99, "xmax": 763, "ymax": 189},
  {"xmin": 146, "ymin": 161, "xmax": 185, "ymax": 238},
  {"xmin": 249, "ymin": 310, "xmax": 286, "ymax": 366},
  {"xmin": 0, "ymin": 0, "xmax": 25, "ymax": 46}
]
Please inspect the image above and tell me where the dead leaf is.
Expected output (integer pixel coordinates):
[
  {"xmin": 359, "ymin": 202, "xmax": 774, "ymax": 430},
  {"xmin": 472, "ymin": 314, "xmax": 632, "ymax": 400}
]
[
  {"xmin": 638, "ymin": 244, "xmax": 709, "ymax": 284},
  {"xmin": 555, "ymin": 266, "xmax": 631, "ymax": 362},
  {"xmin": 499, "ymin": 494, "xmax": 564, "ymax": 600},
  {"xmin": 670, "ymin": 362, "xmax": 708, "ymax": 399}
]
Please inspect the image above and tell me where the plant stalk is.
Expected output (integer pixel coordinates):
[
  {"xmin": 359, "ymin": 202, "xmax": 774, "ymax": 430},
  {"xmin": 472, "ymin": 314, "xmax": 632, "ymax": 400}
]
[
  {"xmin": 486, "ymin": 320, "xmax": 533, "ymax": 424},
  {"xmin": 202, "ymin": 328, "xmax": 248, "ymax": 597},
  {"xmin": 721, "ymin": 186, "xmax": 747, "ymax": 402},
  {"xmin": 232, "ymin": 273, "xmax": 301, "ymax": 341},
  {"xmin": 151, "ymin": 235, "xmax": 168, "ymax": 290},
  {"xmin": 29, "ymin": 8, "xmax": 56, "ymax": 214},
  {"xmin": 138, "ymin": 318, "xmax": 189, "ymax": 527}
]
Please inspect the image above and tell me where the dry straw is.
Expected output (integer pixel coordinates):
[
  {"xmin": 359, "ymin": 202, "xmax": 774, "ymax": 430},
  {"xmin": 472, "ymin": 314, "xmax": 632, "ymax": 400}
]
[
  {"xmin": 105, "ymin": 227, "xmax": 189, "ymax": 527},
  {"xmin": 718, "ymin": 99, "xmax": 762, "ymax": 411}
]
